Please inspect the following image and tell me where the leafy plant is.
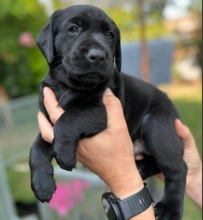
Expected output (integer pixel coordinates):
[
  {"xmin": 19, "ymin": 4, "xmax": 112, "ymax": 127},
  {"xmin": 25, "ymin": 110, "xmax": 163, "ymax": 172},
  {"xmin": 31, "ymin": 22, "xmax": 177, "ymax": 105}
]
[{"xmin": 0, "ymin": 0, "xmax": 48, "ymax": 99}]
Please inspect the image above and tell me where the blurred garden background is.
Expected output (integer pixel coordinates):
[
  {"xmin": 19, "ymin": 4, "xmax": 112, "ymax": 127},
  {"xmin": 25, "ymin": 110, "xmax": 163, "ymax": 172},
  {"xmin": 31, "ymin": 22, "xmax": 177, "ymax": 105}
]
[{"xmin": 0, "ymin": 0, "xmax": 202, "ymax": 220}]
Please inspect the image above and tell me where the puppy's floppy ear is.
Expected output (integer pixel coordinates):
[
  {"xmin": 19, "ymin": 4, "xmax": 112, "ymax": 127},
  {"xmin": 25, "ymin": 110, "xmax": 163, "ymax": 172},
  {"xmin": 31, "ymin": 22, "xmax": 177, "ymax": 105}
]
[
  {"xmin": 115, "ymin": 29, "xmax": 122, "ymax": 73},
  {"xmin": 37, "ymin": 18, "xmax": 54, "ymax": 65}
]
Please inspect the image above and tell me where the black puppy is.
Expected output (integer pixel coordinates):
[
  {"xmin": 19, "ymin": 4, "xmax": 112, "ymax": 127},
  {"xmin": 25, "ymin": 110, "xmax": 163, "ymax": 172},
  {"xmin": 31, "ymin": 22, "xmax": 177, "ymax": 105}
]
[{"xmin": 29, "ymin": 5, "xmax": 187, "ymax": 220}]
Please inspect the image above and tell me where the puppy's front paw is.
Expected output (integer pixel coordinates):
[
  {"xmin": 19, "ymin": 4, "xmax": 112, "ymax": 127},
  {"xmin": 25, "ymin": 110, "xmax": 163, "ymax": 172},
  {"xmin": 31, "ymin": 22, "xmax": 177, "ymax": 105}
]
[
  {"xmin": 155, "ymin": 201, "xmax": 183, "ymax": 220},
  {"xmin": 31, "ymin": 169, "xmax": 56, "ymax": 203},
  {"xmin": 54, "ymin": 143, "xmax": 77, "ymax": 171},
  {"xmin": 55, "ymin": 152, "xmax": 77, "ymax": 171}
]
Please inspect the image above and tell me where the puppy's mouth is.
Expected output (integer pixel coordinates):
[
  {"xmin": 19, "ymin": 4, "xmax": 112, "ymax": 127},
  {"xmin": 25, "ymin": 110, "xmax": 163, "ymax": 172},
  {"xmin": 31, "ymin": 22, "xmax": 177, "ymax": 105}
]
[
  {"xmin": 77, "ymin": 72, "xmax": 108, "ymax": 83},
  {"xmin": 69, "ymin": 69, "xmax": 111, "ymax": 82},
  {"xmin": 68, "ymin": 71, "xmax": 110, "ymax": 90}
]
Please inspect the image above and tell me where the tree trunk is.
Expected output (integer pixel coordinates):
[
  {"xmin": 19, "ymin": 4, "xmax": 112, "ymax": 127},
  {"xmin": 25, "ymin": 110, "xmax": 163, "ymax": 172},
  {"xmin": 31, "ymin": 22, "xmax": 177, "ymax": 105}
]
[{"xmin": 138, "ymin": 0, "xmax": 150, "ymax": 82}]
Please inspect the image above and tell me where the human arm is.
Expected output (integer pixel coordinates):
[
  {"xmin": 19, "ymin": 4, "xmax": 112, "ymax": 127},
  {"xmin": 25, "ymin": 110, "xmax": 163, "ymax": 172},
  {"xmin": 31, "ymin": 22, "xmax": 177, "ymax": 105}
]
[{"xmin": 39, "ymin": 87, "xmax": 156, "ymax": 220}]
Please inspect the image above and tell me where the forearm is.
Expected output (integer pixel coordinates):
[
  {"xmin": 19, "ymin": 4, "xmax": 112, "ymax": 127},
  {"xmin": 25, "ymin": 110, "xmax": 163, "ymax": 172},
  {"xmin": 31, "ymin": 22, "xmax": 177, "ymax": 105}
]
[
  {"xmin": 109, "ymin": 166, "xmax": 156, "ymax": 220},
  {"xmin": 186, "ymin": 163, "xmax": 202, "ymax": 208}
]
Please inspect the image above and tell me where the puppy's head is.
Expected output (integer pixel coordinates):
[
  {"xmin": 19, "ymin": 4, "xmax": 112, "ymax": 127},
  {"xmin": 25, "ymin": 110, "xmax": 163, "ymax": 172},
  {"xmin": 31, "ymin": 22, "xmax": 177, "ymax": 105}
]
[{"xmin": 37, "ymin": 5, "xmax": 121, "ymax": 88}]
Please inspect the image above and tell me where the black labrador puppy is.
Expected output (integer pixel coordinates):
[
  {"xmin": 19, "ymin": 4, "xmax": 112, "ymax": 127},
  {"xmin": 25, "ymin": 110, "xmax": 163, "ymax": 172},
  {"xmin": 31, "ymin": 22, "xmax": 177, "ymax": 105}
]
[{"xmin": 29, "ymin": 5, "xmax": 187, "ymax": 220}]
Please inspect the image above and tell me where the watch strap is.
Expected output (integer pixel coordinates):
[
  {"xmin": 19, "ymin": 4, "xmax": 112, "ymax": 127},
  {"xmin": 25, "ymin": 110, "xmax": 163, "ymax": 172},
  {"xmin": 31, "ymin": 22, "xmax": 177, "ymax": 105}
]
[{"xmin": 118, "ymin": 183, "xmax": 154, "ymax": 220}]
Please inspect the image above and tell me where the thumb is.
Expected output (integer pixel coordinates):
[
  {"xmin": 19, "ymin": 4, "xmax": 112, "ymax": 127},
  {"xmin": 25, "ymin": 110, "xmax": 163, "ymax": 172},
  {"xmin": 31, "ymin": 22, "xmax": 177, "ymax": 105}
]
[
  {"xmin": 175, "ymin": 119, "xmax": 194, "ymax": 149},
  {"xmin": 103, "ymin": 88, "xmax": 127, "ymax": 130},
  {"xmin": 43, "ymin": 87, "xmax": 65, "ymax": 124}
]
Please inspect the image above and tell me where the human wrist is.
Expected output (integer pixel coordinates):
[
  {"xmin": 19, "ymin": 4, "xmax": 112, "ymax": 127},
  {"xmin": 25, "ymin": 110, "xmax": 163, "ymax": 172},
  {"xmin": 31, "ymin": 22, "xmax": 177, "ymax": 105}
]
[{"xmin": 107, "ymin": 165, "xmax": 144, "ymax": 200}]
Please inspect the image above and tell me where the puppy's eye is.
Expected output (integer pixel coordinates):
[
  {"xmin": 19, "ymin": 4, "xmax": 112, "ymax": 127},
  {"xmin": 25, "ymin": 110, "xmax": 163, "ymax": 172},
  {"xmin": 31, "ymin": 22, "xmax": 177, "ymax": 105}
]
[
  {"xmin": 68, "ymin": 26, "xmax": 79, "ymax": 34},
  {"xmin": 107, "ymin": 31, "xmax": 114, "ymax": 39}
]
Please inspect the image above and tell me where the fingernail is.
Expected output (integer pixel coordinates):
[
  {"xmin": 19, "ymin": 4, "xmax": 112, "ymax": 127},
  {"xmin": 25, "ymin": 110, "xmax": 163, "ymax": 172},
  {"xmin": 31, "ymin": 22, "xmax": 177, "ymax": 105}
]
[
  {"xmin": 104, "ymin": 88, "xmax": 113, "ymax": 96},
  {"xmin": 43, "ymin": 87, "xmax": 49, "ymax": 96},
  {"xmin": 176, "ymin": 119, "xmax": 182, "ymax": 125}
]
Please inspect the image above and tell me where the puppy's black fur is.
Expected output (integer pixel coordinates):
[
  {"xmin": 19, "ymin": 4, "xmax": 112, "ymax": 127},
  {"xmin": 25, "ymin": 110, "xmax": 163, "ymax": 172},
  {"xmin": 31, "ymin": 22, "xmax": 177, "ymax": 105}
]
[{"xmin": 29, "ymin": 5, "xmax": 187, "ymax": 220}]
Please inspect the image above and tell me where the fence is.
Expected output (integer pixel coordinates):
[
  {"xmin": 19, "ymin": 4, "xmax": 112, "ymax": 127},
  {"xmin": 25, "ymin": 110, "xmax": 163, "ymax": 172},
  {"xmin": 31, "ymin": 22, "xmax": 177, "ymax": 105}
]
[{"xmin": 0, "ymin": 95, "xmax": 39, "ymax": 167}]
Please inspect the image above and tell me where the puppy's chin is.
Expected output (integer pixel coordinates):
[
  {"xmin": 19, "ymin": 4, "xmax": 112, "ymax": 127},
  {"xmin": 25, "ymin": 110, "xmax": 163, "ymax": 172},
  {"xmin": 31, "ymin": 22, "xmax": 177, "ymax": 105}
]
[
  {"xmin": 66, "ymin": 72, "xmax": 110, "ymax": 90},
  {"xmin": 77, "ymin": 72, "xmax": 108, "ymax": 83}
]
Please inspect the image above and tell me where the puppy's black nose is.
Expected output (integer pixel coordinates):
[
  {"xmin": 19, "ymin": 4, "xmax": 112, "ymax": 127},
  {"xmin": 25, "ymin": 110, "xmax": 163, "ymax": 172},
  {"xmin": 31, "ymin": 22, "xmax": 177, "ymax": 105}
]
[{"xmin": 87, "ymin": 49, "xmax": 105, "ymax": 65}]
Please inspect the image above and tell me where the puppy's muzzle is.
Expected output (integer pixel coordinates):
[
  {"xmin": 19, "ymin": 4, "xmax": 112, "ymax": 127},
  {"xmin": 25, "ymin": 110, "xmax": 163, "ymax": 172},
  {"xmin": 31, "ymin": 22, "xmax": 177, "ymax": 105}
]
[{"xmin": 87, "ymin": 49, "xmax": 106, "ymax": 65}]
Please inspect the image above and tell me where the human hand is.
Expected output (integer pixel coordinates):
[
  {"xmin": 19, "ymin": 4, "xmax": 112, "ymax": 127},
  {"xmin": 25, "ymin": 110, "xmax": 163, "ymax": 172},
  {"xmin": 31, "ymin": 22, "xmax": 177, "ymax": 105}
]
[
  {"xmin": 175, "ymin": 119, "xmax": 202, "ymax": 208},
  {"xmin": 39, "ymin": 87, "xmax": 144, "ymax": 199},
  {"xmin": 175, "ymin": 119, "xmax": 202, "ymax": 179}
]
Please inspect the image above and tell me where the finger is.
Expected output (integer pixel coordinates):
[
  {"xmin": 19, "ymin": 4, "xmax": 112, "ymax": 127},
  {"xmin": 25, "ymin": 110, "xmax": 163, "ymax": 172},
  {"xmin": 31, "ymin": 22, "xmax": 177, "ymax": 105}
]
[
  {"xmin": 43, "ymin": 87, "xmax": 65, "ymax": 124},
  {"xmin": 135, "ymin": 155, "xmax": 144, "ymax": 161},
  {"xmin": 156, "ymin": 173, "xmax": 164, "ymax": 182},
  {"xmin": 103, "ymin": 88, "xmax": 127, "ymax": 129},
  {"xmin": 175, "ymin": 119, "xmax": 189, "ymax": 139},
  {"xmin": 38, "ymin": 111, "xmax": 54, "ymax": 143},
  {"xmin": 175, "ymin": 119, "xmax": 194, "ymax": 149}
]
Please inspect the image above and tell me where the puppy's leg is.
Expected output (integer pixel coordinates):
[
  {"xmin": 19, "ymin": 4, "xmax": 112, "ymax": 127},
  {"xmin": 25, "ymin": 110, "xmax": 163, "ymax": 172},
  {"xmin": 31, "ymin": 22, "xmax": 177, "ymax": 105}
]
[
  {"xmin": 142, "ymin": 113, "xmax": 187, "ymax": 220},
  {"xmin": 53, "ymin": 105, "xmax": 107, "ymax": 171},
  {"xmin": 136, "ymin": 155, "xmax": 161, "ymax": 180},
  {"xmin": 29, "ymin": 133, "xmax": 56, "ymax": 203}
]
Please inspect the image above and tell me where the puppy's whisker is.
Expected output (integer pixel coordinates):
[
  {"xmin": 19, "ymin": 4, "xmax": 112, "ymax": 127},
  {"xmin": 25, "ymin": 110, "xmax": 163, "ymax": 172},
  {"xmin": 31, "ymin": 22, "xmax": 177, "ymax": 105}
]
[
  {"xmin": 53, "ymin": 64, "xmax": 62, "ymax": 74},
  {"xmin": 52, "ymin": 60, "xmax": 62, "ymax": 66},
  {"xmin": 53, "ymin": 55, "xmax": 62, "ymax": 59}
]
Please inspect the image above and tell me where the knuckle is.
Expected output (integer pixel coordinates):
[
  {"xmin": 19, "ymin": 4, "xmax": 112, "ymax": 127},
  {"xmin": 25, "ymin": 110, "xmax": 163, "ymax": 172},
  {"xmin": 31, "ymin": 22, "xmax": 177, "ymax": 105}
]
[
  {"xmin": 115, "ymin": 124, "xmax": 127, "ymax": 133},
  {"xmin": 43, "ymin": 96, "xmax": 49, "ymax": 106},
  {"xmin": 183, "ymin": 126, "xmax": 190, "ymax": 137},
  {"xmin": 106, "ymin": 97, "xmax": 121, "ymax": 108},
  {"xmin": 41, "ymin": 132, "xmax": 48, "ymax": 142},
  {"xmin": 50, "ymin": 114, "xmax": 57, "ymax": 124}
]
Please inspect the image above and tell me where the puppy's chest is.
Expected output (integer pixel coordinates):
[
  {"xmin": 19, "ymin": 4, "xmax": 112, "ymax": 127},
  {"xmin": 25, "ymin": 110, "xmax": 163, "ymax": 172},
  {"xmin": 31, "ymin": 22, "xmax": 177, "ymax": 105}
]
[
  {"xmin": 55, "ymin": 89, "xmax": 101, "ymax": 111},
  {"xmin": 55, "ymin": 89, "xmax": 78, "ymax": 110}
]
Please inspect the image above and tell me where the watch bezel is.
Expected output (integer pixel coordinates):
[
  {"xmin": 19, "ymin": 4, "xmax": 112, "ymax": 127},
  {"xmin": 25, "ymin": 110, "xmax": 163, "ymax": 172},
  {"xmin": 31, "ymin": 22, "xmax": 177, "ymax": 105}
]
[
  {"xmin": 102, "ymin": 184, "xmax": 154, "ymax": 220},
  {"xmin": 102, "ymin": 192, "xmax": 123, "ymax": 220}
]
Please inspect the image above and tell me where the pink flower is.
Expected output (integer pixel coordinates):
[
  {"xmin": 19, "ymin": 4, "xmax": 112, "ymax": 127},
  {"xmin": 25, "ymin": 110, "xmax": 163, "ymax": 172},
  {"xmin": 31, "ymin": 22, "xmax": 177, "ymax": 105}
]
[
  {"xmin": 49, "ymin": 180, "xmax": 90, "ymax": 218},
  {"xmin": 19, "ymin": 32, "xmax": 35, "ymax": 48}
]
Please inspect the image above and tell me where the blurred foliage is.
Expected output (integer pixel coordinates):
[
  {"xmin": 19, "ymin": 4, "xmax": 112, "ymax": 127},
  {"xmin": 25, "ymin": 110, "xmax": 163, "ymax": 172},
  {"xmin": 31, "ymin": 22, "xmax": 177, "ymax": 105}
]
[
  {"xmin": 191, "ymin": 0, "xmax": 202, "ymax": 69},
  {"xmin": 196, "ymin": 35, "xmax": 202, "ymax": 68},
  {"xmin": 0, "ymin": 0, "xmax": 171, "ymax": 99},
  {"xmin": 0, "ymin": 0, "xmax": 201, "ymax": 99},
  {"xmin": 0, "ymin": 0, "xmax": 48, "ymax": 99},
  {"xmin": 190, "ymin": 0, "xmax": 203, "ymax": 13},
  {"xmin": 105, "ymin": 6, "xmax": 170, "ymax": 42}
]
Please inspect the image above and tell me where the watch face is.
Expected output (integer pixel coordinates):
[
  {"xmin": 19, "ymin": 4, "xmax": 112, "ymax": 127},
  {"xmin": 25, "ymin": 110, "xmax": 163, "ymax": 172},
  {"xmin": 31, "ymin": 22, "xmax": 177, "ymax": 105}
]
[{"xmin": 102, "ymin": 198, "xmax": 117, "ymax": 220}]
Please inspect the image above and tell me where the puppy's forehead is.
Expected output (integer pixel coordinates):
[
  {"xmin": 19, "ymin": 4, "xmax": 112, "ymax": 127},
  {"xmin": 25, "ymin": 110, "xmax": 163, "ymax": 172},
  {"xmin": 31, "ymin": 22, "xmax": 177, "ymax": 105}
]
[{"xmin": 61, "ymin": 5, "xmax": 114, "ymax": 27}]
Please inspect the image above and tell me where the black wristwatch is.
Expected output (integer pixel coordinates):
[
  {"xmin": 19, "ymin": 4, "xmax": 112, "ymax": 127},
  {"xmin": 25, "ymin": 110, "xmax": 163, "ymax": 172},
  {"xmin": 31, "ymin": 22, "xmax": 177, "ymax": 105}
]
[{"xmin": 102, "ymin": 183, "xmax": 154, "ymax": 220}]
